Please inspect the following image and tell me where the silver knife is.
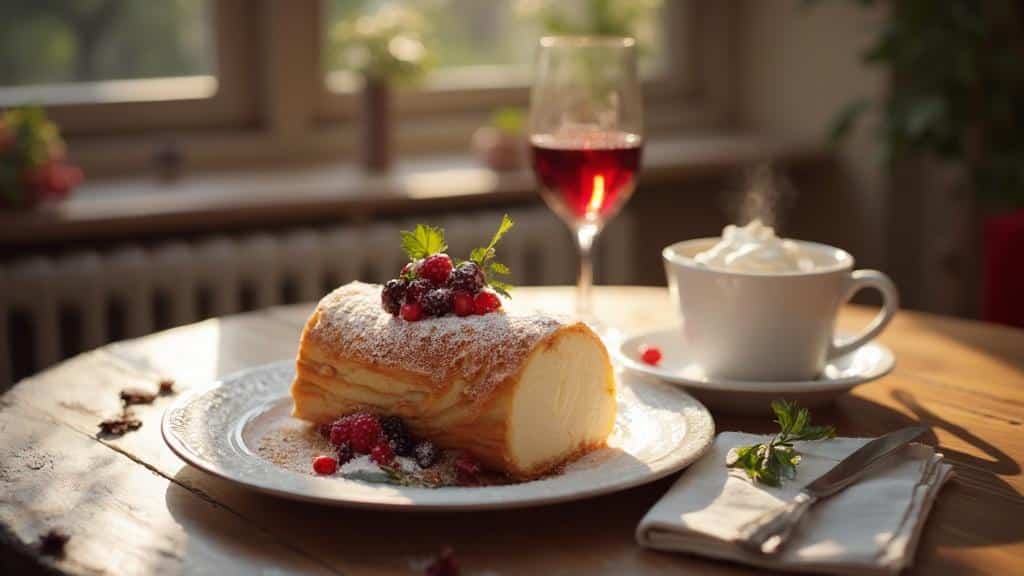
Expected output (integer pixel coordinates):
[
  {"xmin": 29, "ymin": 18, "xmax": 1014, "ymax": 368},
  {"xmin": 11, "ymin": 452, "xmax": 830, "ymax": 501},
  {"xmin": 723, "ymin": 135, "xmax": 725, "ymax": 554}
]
[{"xmin": 736, "ymin": 425, "xmax": 927, "ymax": 555}]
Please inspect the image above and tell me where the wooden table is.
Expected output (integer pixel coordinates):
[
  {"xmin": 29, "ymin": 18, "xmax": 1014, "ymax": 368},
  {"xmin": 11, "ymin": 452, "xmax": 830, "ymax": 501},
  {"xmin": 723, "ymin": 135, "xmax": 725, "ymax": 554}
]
[{"xmin": 2, "ymin": 287, "xmax": 1023, "ymax": 575}]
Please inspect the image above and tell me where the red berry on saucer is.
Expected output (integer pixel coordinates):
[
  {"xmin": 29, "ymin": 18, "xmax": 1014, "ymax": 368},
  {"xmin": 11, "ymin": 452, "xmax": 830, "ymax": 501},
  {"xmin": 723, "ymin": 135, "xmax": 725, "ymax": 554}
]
[
  {"xmin": 401, "ymin": 302, "xmax": 424, "ymax": 322},
  {"xmin": 452, "ymin": 290, "xmax": 475, "ymax": 317},
  {"xmin": 371, "ymin": 442, "xmax": 395, "ymax": 466},
  {"xmin": 473, "ymin": 291, "xmax": 501, "ymax": 315},
  {"xmin": 312, "ymin": 455, "xmax": 338, "ymax": 475},
  {"xmin": 420, "ymin": 254, "xmax": 454, "ymax": 285},
  {"xmin": 639, "ymin": 345, "xmax": 662, "ymax": 366}
]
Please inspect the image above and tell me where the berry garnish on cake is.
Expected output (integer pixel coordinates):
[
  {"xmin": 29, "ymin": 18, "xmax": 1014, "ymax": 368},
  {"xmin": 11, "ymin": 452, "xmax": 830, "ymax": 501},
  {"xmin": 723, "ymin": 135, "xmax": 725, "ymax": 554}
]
[{"xmin": 381, "ymin": 215, "xmax": 515, "ymax": 321}]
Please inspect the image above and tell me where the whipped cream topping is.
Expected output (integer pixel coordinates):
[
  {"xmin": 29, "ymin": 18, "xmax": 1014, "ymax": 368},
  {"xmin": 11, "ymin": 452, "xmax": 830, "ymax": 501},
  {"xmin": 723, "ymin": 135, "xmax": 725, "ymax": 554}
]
[{"xmin": 694, "ymin": 219, "xmax": 815, "ymax": 273}]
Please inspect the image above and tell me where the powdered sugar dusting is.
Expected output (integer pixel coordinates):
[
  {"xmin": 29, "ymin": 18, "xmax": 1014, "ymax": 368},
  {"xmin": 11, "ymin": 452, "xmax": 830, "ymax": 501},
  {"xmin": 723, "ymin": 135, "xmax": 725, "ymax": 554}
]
[{"xmin": 307, "ymin": 282, "xmax": 568, "ymax": 402}]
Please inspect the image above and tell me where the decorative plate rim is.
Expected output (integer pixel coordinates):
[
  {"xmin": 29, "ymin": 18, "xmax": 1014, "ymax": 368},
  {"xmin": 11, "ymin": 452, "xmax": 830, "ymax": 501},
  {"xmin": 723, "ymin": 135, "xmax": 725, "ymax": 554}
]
[{"xmin": 162, "ymin": 361, "xmax": 715, "ymax": 511}]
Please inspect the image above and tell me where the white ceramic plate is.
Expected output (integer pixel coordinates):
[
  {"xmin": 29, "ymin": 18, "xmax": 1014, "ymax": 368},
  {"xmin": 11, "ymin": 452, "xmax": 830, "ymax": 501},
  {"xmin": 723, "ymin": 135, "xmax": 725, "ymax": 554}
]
[
  {"xmin": 614, "ymin": 327, "xmax": 895, "ymax": 413},
  {"xmin": 162, "ymin": 361, "xmax": 714, "ymax": 510}
]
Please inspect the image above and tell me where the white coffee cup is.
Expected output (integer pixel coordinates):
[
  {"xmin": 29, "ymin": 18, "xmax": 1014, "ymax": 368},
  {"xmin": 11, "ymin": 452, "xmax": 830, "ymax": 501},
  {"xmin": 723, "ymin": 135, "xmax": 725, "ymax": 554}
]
[{"xmin": 662, "ymin": 238, "xmax": 898, "ymax": 382}]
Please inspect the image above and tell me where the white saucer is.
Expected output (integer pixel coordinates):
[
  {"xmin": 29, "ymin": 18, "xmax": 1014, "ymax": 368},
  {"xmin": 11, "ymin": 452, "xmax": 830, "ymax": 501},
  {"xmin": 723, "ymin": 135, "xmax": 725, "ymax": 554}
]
[{"xmin": 614, "ymin": 327, "xmax": 895, "ymax": 413}]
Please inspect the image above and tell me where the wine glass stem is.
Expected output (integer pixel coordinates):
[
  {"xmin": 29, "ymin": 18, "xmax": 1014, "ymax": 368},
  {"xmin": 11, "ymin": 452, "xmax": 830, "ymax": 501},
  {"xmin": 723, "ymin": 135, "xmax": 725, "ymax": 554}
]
[{"xmin": 575, "ymin": 224, "xmax": 599, "ymax": 318}]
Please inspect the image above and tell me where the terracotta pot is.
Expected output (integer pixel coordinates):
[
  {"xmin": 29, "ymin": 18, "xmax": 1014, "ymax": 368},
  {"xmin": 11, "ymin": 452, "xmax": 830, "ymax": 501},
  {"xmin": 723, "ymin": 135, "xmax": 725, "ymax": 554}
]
[
  {"xmin": 982, "ymin": 207, "xmax": 1024, "ymax": 327},
  {"xmin": 471, "ymin": 126, "xmax": 525, "ymax": 172},
  {"xmin": 361, "ymin": 77, "xmax": 393, "ymax": 173}
]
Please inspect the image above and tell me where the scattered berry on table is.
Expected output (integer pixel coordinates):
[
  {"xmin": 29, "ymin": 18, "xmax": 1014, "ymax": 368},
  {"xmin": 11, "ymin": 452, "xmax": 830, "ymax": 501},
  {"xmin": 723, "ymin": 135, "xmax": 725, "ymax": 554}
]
[
  {"xmin": 639, "ymin": 345, "xmax": 662, "ymax": 366},
  {"xmin": 312, "ymin": 455, "xmax": 338, "ymax": 475},
  {"xmin": 370, "ymin": 442, "xmax": 395, "ymax": 466},
  {"xmin": 380, "ymin": 415, "xmax": 414, "ymax": 456},
  {"xmin": 336, "ymin": 441, "xmax": 354, "ymax": 464},
  {"xmin": 455, "ymin": 452, "xmax": 481, "ymax": 485},
  {"xmin": 347, "ymin": 413, "xmax": 384, "ymax": 453},
  {"xmin": 421, "ymin": 288, "xmax": 453, "ymax": 317},
  {"xmin": 404, "ymin": 278, "xmax": 432, "ymax": 304},
  {"xmin": 414, "ymin": 440, "xmax": 440, "ymax": 468},
  {"xmin": 473, "ymin": 291, "xmax": 501, "ymax": 315},
  {"xmin": 447, "ymin": 261, "xmax": 485, "ymax": 293},
  {"xmin": 419, "ymin": 253, "xmax": 454, "ymax": 285},
  {"xmin": 401, "ymin": 302, "xmax": 424, "ymax": 322},
  {"xmin": 452, "ymin": 290, "xmax": 475, "ymax": 317},
  {"xmin": 381, "ymin": 279, "xmax": 406, "ymax": 315}
]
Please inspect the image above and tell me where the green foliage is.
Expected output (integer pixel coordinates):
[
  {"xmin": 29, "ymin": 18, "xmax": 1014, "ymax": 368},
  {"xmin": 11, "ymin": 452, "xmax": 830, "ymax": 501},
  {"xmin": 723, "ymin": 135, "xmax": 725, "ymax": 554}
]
[
  {"xmin": 726, "ymin": 400, "xmax": 836, "ymax": 487},
  {"xmin": 817, "ymin": 0, "xmax": 1024, "ymax": 211},
  {"xmin": 400, "ymin": 224, "xmax": 447, "ymax": 260},
  {"xmin": 491, "ymin": 108, "xmax": 525, "ymax": 135},
  {"xmin": 471, "ymin": 214, "xmax": 516, "ymax": 298}
]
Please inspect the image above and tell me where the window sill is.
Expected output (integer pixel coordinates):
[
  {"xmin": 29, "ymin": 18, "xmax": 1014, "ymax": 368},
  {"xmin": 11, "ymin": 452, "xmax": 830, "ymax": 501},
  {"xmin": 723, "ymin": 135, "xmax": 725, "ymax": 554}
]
[{"xmin": 0, "ymin": 134, "xmax": 827, "ymax": 253}]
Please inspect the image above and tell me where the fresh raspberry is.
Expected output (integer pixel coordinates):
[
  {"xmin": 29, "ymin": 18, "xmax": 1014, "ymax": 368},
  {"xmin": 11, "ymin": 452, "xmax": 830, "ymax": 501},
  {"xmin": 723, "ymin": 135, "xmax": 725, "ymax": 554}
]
[
  {"xmin": 452, "ymin": 290, "xmax": 475, "ymax": 317},
  {"xmin": 414, "ymin": 440, "xmax": 440, "ymax": 468},
  {"xmin": 401, "ymin": 302, "xmax": 424, "ymax": 322},
  {"xmin": 404, "ymin": 278, "xmax": 432, "ymax": 304},
  {"xmin": 380, "ymin": 415, "xmax": 414, "ymax": 456},
  {"xmin": 420, "ymin": 254, "xmax": 454, "ymax": 285},
  {"xmin": 473, "ymin": 291, "xmax": 501, "ymax": 315},
  {"xmin": 421, "ymin": 288, "xmax": 453, "ymax": 317},
  {"xmin": 329, "ymin": 415, "xmax": 356, "ymax": 446},
  {"xmin": 639, "ymin": 345, "xmax": 662, "ymax": 366},
  {"xmin": 370, "ymin": 442, "xmax": 395, "ymax": 466},
  {"xmin": 336, "ymin": 441, "xmax": 354, "ymax": 464},
  {"xmin": 447, "ymin": 261, "xmax": 485, "ymax": 293},
  {"xmin": 455, "ymin": 452, "xmax": 481, "ymax": 485},
  {"xmin": 347, "ymin": 413, "xmax": 383, "ymax": 453},
  {"xmin": 312, "ymin": 455, "xmax": 338, "ymax": 475},
  {"xmin": 401, "ymin": 259, "xmax": 422, "ymax": 278},
  {"xmin": 381, "ymin": 279, "xmax": 406, "ymax": 315}
]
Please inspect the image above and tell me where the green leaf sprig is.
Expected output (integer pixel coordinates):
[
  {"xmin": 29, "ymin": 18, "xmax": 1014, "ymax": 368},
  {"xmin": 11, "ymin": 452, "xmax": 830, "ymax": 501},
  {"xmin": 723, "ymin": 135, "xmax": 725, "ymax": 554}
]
[
  {"xmin": 469, "ymin": 214, "xmax": 515, "ymax": 297},
  {"xmin": 398, "ymin": 214, "xmax": 516, "ymax": 297},
  {"xmin": 726, "ymin": 400, "xmax": 836, "ymax": 487}
]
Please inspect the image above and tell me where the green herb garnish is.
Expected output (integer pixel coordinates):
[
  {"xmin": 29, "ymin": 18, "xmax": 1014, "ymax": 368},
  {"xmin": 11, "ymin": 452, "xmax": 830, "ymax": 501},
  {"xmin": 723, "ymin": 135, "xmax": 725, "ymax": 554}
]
[
  {"xmin": 400, "ymin": 224, "xmax": 447, "ymax": 260},
  {"xmin": 469, "ymin": 214, "xmax": 515, "ymax": 297},
  {"xmin": 726, "ymin": 400, "xmax": 836, "ymax": 487}
]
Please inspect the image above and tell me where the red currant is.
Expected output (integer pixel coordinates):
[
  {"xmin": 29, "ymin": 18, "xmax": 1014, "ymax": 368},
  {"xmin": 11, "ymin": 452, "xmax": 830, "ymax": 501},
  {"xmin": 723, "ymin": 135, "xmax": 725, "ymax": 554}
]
[
  {"xmin": 452, "ymin": 290, "xmax": 475, "ymax": 317},
  {"xmin": 312, "ymin": 455, "xmax": 338, "ymax": 475},
  {"xmin": 639, "ymin": 345, "xmax": 662, "ymax": 366},
  {"xmin": 473, "ymin": 291, "xmax": 501, "ymax": 315},
  {"xmin": 420, "ymin": 254, "xmax": 454, "ymax": 285},
  {"xmin": 401, "ymin": 302, "xmax": 424, "ymax": 322}
]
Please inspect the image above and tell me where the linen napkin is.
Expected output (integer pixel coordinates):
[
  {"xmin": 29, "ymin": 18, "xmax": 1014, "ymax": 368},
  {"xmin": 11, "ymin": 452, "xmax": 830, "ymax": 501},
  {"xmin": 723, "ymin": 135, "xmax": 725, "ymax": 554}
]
[{"xmin": 637, "ymin": 432, "xmax": 952, "ymax": 575}]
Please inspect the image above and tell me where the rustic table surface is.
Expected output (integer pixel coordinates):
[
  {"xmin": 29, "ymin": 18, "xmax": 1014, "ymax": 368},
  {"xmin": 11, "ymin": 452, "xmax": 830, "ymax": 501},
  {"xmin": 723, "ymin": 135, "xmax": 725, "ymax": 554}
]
[{"xmin": 2, "ymin": 287, "xmax": 1023, "ymax": 575}]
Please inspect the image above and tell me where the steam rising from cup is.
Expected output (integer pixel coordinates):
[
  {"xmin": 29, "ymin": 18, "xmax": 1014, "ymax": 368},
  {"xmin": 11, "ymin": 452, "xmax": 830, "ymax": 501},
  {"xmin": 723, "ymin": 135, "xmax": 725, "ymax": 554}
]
[{"xmin": 731, "ymin": 163, "xmax": 796, "ymax": 230}]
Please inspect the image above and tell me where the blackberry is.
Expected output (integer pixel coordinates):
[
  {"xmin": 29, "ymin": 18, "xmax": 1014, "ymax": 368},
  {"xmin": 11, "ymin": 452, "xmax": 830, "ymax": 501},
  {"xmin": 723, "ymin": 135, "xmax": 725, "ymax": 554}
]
[
  {"xmin": 421, "ymin": 288, "xmax": 453, "ymax": 317},
  {"xmin": 414, "ymin": 440, "xmax": 440, "ymax": 468},
  {"xmin": 336, "ymin": 441, "xmax": 354, "ymax": 464},
  {"xmin": 380, "ymin": 415, "xmax": 414, "ymax": 456},
  {"xmin": 381, "ymin": 279, "xmax": 406, "ymax": 315},
  {"xmin": 404, "ymin": 278, "xmax": 432, "ymax": 304},
  {"xmin": 447, "ymin": 261, "xmax": 486, "ymax": 293}
]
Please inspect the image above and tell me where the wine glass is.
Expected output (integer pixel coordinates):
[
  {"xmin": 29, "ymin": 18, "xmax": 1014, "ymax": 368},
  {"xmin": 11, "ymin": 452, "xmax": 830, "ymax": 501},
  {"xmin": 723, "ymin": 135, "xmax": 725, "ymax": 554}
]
[{"xmin": 529, "ymin": 36, "xmax": 643, "ymax": 329}]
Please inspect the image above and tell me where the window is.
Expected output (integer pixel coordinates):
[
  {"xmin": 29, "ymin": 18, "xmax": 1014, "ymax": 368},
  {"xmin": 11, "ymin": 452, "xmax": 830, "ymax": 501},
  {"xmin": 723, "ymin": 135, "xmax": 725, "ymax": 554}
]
[
  {"xmin": 0, "ymin": 0, "xmax": 255, "ymax": 135},
  {"xmin": 322, "ymin": 0, "xmax": 666, "ymax": 94}
]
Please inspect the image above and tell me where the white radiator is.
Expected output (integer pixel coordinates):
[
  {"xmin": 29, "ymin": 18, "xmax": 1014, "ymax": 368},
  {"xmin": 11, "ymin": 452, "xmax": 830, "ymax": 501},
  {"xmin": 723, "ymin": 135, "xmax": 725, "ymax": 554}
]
[{"xmin": 0, "ymin": 207, "xmax": 634, "ymax": 386}]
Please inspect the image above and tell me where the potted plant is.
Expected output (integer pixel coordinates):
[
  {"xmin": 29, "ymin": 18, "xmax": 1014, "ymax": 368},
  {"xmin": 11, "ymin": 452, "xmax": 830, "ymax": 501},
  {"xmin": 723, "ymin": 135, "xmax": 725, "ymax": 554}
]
[
  {"xmin": 0, "ymin": 107, "xmax": 82, "ymax": 211},
  {"xmin": 472, "ymin": 108, "xmax": 527, "ymax": 172},
  {"xmin": 825, "ymin": 0, "xmax": 1024, "ymax": 327},
  {"xmin": 328, "ymin": 5, "xmax": 430, "ymax": 173}
]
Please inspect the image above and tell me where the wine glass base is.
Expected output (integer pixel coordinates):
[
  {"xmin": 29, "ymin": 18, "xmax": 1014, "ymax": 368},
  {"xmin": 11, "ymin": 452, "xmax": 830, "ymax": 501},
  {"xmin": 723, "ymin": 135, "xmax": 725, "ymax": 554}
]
[{"xmin": 573, "ymin": 312, "xmax": 624, "ymax": 348}]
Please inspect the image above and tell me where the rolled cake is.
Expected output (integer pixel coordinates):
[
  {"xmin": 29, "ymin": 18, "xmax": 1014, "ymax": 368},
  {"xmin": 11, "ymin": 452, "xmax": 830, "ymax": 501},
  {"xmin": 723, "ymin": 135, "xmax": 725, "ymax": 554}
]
[{"xmin": 291, "ymin": 281, "xmax": 616, "ymax": 479}]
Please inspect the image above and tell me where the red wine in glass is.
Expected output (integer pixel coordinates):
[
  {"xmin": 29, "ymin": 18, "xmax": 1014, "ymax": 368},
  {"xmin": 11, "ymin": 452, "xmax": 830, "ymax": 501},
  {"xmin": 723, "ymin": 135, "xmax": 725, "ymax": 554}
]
[{"xmin": 531, "ymin": 131, "xmax": 643, "ymax": 226}]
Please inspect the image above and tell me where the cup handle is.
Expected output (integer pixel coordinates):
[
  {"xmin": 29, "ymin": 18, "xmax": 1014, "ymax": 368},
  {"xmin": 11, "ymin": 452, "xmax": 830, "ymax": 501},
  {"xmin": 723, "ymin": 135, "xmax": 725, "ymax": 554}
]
[{"xmin": 828, "ymin": 269, "xmax": 899, "ymax": 359}]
